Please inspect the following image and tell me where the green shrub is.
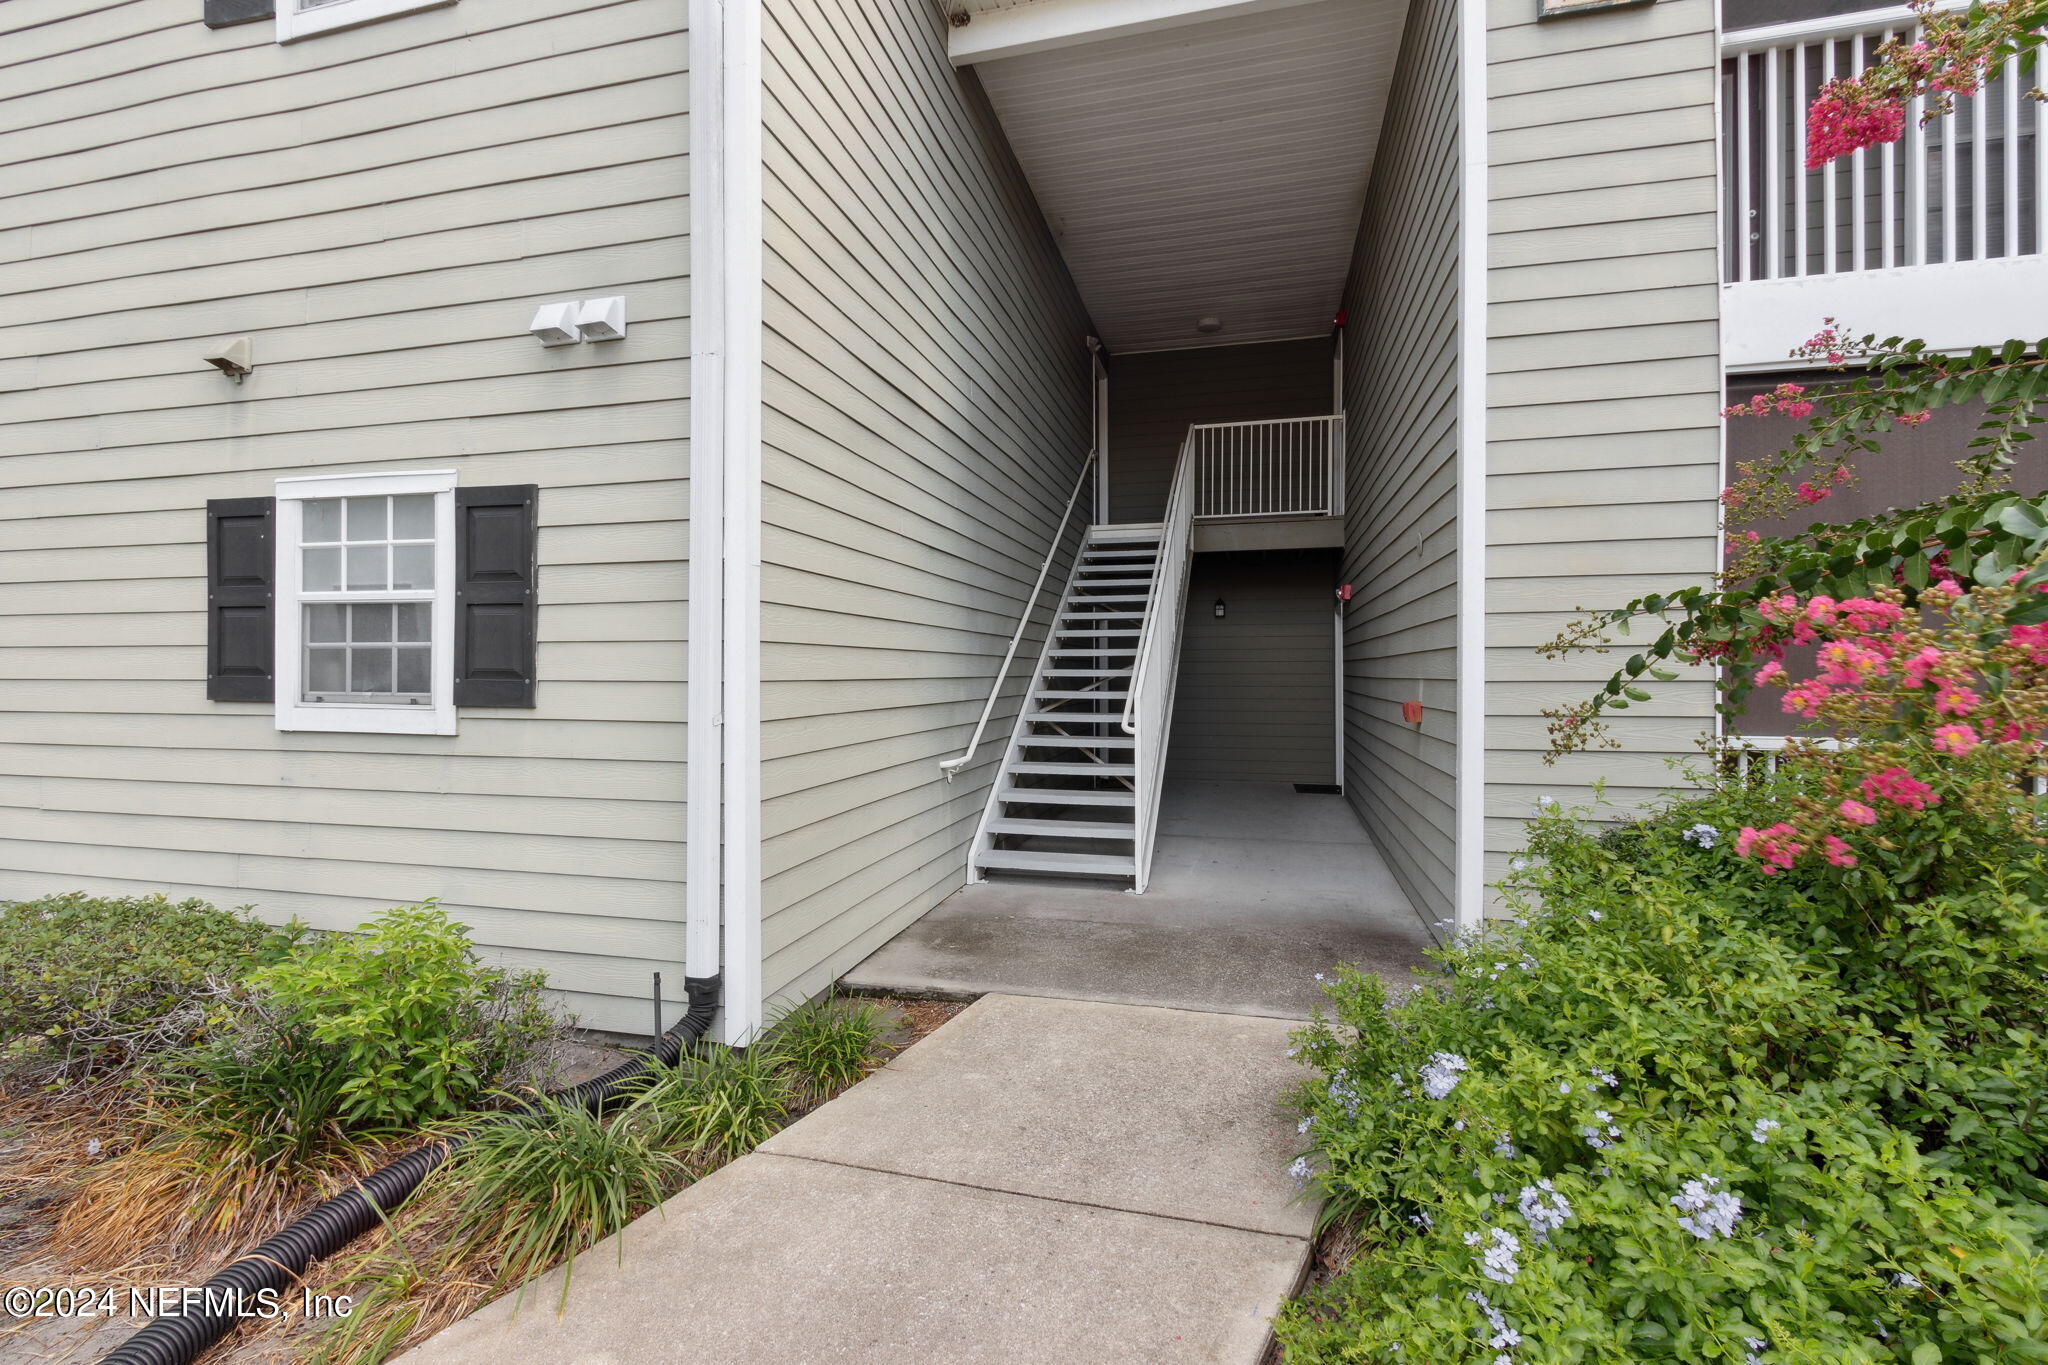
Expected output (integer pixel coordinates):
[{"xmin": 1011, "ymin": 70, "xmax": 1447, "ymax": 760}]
[
  {"xmin": 196, "ymin": 900, "xmax": 559, "ymax": 1135},
  {"xmin": 0, "ymin": 892, "xmax": 276, "ymax": 1079},
  {"xmin": 1279, "ymin": 793, "xmax": 2048, "ymax": 1365}
]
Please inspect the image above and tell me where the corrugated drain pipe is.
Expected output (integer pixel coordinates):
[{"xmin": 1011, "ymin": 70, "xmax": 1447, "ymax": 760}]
[{"xmin": 101, "ymin": 973, "xmax": 723, "ymax": 1365}]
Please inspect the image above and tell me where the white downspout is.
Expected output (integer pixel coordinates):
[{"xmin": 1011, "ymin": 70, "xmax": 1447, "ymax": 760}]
[
  {"xmin": 688, "ymin": 0, "xmax": 766, "ymax": 1045},
  {"xmin": 1455, "ymin": 0, "xmax": 1489, "ymax": 935}
]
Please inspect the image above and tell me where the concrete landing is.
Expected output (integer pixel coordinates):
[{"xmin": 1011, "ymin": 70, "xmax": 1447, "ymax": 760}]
[
  {"xmin": 843, "ymin": 780, "xmax": 1439, "ymax": 1018},
  {"xmin": 402, "ymin": 994, "xmax": 1315, "ymax": 1365}
]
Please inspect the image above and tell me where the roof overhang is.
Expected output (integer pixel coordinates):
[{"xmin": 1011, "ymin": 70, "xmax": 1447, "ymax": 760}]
[
  {"xmin": 953, "ymin": 0, "xmax": 1410, "ymax": 353},
  {"xmin": 947, "ymin": 0, "xmax": 1340, "ymax": 66}
]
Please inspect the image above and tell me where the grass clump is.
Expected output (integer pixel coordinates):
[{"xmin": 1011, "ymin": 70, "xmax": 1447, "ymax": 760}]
[
  {"xmin": 764, "ymin": 992, "xmax": 890, "ymax": 1095},
  {"xmin": 626, "ymin": 1043, "xmax": 798, "ymax": 1161}
]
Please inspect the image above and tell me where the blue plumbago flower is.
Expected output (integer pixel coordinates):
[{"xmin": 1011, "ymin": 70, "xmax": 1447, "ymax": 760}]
[
  {"xmin": 1313, "ymin": 971, "xmax": 1328, "ymax": 983},
  {"xmin": 1517, "ymin": 1180, "xmax": 1572, "ymax": 1241},
  {"xmin": 1583, "ymin": 1111, "xmax": 1621, "ymax": 1149},
  {"xmin": 85, "ymin": 1138, "xmax": 102, "ymax": 1158},
  {"xmin": 1508, "ymin": 856, "xmax": 1529, "ymax": 872},
  {"xmin": 1743, "ymin": 1336, "xmax": 1769, "ymax": 1365},
  {"xmin": 1891, "ymin": 1271, "xmax": 1923, "ymax": 1289},
  {"xmin": 1671, "ymin": 1175, "xmax": 1744, "ymax": 1240},
  {"xmin": 1409, "ymin": 1210, "xmax": 1434, "ymax": 1231},
  {"xmin": 1532, "ymin": 794, "xmax": 1558, "ymax": 814},
  {"xmin": 1590, "ymin": 1068, "xmax": 1619, "ymax": 1089},
  {"xmin": 1587, "ymin": 910, "xmax": 1604, "ymax": 922},
  {"xmin": 1327, "ymin": 1069, "xmax": 1362, "ymax": 1117},
  {"xmin": 1465, "ymin": 1291, "xmax": 1521, "ymax": 1359},
  {"xmin": 1493, "ymin": 1135, "xmax": 1517, "ymax": 1158},
  {"xmin": 1287, "ymin": 1155, "xmax": 1313, "ymax": 1186},
  {"xmin": 1464, "ymin": 1227, "xmax": 1522, "ymax": 1285},
  {"xmin": 1557, "ymin": 1081, "xmax": 1572, "ymax": 1094},
  {"xmin": 1420, "ymin": 1051, "xmax": 1469, "ymax": 1100},
  {"xmin": 1750, "ymin": 1117, "xmax": 1782, "ymax": 1144},
  {"xmin": 1453, "ymin": 1119, "xmax": 1467, "ymax": 1131},
  {"xmin": 1683, "ymin": 822, "xmax": 1720, "ymax": 849},
  {"xmin": 1297, "ymin": 1115, "xmax": 1314, "ymax": 1135}
]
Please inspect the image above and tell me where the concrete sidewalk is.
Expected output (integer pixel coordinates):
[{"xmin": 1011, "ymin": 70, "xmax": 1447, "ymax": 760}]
[{"xmin": 402, "ymin": 994, "xmax": 1316, "ymax": 1364}]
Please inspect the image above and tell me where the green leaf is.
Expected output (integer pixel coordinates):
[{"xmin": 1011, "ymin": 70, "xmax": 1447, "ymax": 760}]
[{"xmin": 1912, "ymin": 1345, "xmax": 1943, "ymax": 1365}]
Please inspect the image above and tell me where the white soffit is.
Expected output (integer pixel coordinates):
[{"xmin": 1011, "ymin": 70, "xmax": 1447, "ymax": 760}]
[{"xmin": 965, "ymin": 0, "xmax": 1409, "ymax": 352}]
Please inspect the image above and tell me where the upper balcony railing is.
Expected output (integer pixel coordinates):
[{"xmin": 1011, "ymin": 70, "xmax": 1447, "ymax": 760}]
[
  {"xmin": 1721, "ymin": 6, "xmax": 2044, "ymax": 284},
  {"xmin": 1188, "ymin": 415, "xmax": 1345, "ymax": 521}
]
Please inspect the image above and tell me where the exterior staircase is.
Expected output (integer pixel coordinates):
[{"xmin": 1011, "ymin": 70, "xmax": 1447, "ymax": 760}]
[{"xmin": 968, "ymin": 524, "xmax": 1164, "ymax": 885}]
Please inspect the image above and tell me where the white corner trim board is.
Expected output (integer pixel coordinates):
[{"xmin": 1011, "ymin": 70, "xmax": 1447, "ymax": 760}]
[
  {"xmin": 275, "ymin": 0, "xmax": 454, "ymax": 43},
  {"xmin": 1455, "ymin": 0, "xmax": 1488, "ymax": 934},
  {"xmin": 688, "ymin": 0, "xmax": 766, "ymax": 1046}
]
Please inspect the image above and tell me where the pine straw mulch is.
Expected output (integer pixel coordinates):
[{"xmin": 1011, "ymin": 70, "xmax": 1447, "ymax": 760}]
[{"xmin": 0, "ymin": 995, "xmax": 972, "ymax": 1365}]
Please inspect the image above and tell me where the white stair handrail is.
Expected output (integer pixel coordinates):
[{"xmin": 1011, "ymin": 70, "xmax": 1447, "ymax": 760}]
[
  {"xmin": 1119, "ymin": 431, "xmax": 1197, "ymax": 891},
  {"xmin": 940, "ymin": 450, "xmax": 1096, "ymax": 781}
]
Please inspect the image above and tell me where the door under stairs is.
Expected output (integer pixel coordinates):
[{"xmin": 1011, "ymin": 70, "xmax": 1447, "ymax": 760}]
[{"xmin": 968, "ymin": 524, "xmax": 1165, "ymax": 885}]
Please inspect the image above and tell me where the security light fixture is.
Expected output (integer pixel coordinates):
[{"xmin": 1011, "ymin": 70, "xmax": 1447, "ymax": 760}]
[
  {"xmin": 529, "ymin": 301, "xmax": 581, "ymax": 347},
  {"xmin": 202, "ymin": 337, "xmax": 253, "ymax": 383},
  {"xmin": 575, "ymin": 295, "xmax": 628, "ymax": 342},
  {"xmin": 1213, "ymin": 598, "xmax": 1226, "ymax": 619}
]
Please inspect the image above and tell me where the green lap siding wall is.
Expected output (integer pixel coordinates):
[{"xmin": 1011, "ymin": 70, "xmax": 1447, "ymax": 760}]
[
  {"xmin": 1483, "ymin": 0, "xmax": 1723, "ymax": 892},
  {"xmin": 1339, "ymin": 0, "xmax": 1461, "ymax": 927},
  {"xmin": 0, "ymin": 0, "xmax": 692, "ymax": 1033},
  {"xmin": 758, "ymin": 0, "xmax": 1093, "ymax": 1012}
]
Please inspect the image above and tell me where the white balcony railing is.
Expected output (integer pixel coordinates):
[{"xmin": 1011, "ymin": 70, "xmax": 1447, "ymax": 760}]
[
  {"xmin": 1188, "ymin": 415, "xmax": 1344, "ymax": 521},
  {"xmin": 1722, "ymin": 7, "xmax": 2045, "ymax": 284}
]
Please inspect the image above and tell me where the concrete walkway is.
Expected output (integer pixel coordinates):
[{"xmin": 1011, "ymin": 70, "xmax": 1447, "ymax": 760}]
[
  {"xmin": 844, "ymin": 780, "xmax": 1438, "ymax": 1018},
  {"xmin": 404, "ymin": 994, "xmax": 1316, "ymax": 1364}
]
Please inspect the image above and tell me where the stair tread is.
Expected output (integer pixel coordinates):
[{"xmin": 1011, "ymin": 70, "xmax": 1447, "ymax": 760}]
[
  {"xmin": 987, "ymin": 818, "xmax": 1134, "ymax": 838},
  {"xmin": 1001, "ymin": 787, "xmax": 1137, "ymax": 806},
  {"xmin": 1021, "ymin": 734, "xmax": 1134, "ymax": 747},
  {"xmin": 977, "ymin": 849, "xmax": 1136, "ymax": 875},
  {"xmin": 1042, "ymin": 668, "xmax": 1133, "ymax": 677},
  {"xmin": 1009, "ymin": 761, "xmax": 1137, "ymax": 776}
]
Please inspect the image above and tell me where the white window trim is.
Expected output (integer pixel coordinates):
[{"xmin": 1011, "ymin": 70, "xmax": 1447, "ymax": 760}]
[
  {"xmin": 274, "ymin": 469, "xmax": 458, "ymax": 736},
  {"xmin": 276, "ymin": 0, "xmax": 456, "ymax": 44}
]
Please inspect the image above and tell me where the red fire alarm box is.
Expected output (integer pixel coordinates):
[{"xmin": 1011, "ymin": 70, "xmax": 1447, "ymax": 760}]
[
  {"xmin": 1335, "ymin": 583, "xmax": 1354, "ymax": 603},
  {"xmin": 1401, "ymin": 700, "xmax": 1424, "ymax": 724}
]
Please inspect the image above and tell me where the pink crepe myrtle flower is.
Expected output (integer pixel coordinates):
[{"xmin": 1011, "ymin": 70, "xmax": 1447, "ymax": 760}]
[
  {"xmin": 1821, "ymin": 836, "xmax": 1860, "ymax": 868},
  {"xmin": 1896, "ymin": 409, "xmax": 1933, "ymax": 427},
  {"xmin": 1932, "ymin": 724, "xmax": 1981, "ymax": 755},
  {"xmin": 1861, "ymin": 767, "xmax": 1941, "ymax": 811},
  {"xmin": 1816, "ymin": 640, "xmax": 1888, "ymax": 686},
  {"xmin": 1754, "ymin": 660, "xmax": 1787, "ymax": 686},
  {"xmin": 1836, "ymin": 597, "xmax": 1904, "ymax": 633},
  {"xmin": 1781, "ymin": 682, "xmax": 1833, "ymax": 718},
  {"xmin": 1796, "ymin": 481, "xmax": 1831, "ymax": 504},
  {"xmin": 1933, "ymin": 684, "xmax": 1981, "ymax": 717},
  {"xmin": 2008, "ymin": 623, "xmax": 2048, "ymax": 665},
  {"xmin": 1805, "ymin": 84, "xmax": 1906, "ymax": 168},
  {"xmin": 1735, "ymin": 823, "xmax": 1803, "ymax": 875},
  {"xmin": 1838, "ymin": 799, "xmax": 1879, "ymax": 826},
  {"xmin": 1902, "ymin": 646, "xmax": 1952, "ymax": 689}
]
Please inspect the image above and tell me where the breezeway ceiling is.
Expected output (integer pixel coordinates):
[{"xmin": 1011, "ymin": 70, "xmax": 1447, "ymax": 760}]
[{"xmin": 957, "ymin": 0, "xmax": 1411, "ymax": 352}]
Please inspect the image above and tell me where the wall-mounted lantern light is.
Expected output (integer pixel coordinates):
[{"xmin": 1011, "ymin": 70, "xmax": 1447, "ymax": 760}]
[{"xmin": 1213, "ymin": 598, "xmax": 1226, "ymax": 619}]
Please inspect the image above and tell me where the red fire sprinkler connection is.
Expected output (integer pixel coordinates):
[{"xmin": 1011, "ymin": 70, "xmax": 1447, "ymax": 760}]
[
  {"xmin": 1401, "ymin": 701, "xmax": 1424, "ymax": 725},
  {"xmin": 1335, "ymin": 583, "xmax": 1354, "ymax": 603}
]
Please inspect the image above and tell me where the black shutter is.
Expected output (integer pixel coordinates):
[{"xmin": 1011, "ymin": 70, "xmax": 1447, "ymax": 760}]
[
  {"xmin": 454, "ymin": 485, "xmax": 539, "ymax": 708},
  {"xmin": 206, "ymin": 497, "xmax": 275, "ymax": 702},
  {"xmin": 204, "ymin": 0, "xmax": 274, "ymax": 28}
]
